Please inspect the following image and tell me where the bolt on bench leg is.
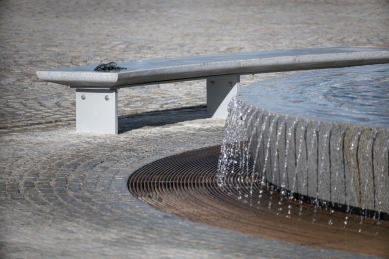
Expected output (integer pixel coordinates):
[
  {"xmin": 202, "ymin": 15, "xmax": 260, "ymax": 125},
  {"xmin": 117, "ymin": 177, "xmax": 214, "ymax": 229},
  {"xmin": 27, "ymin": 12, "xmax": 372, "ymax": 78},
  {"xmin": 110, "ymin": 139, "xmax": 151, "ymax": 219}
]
[
  {"xmin": 206, "ymin": 75, "xmax": 240, "ymax": 118},
  {"xmin": 76, "ymin": 89, "xmax": 118, "ymax": 134}
]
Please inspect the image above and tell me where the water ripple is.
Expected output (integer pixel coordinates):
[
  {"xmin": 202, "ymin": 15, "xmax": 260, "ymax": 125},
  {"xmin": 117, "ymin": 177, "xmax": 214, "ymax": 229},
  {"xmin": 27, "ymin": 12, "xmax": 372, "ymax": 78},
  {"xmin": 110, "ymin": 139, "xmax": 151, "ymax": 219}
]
[{"xmin": 239, "ymin": 64, "xmax": 389, "ymax": 128}]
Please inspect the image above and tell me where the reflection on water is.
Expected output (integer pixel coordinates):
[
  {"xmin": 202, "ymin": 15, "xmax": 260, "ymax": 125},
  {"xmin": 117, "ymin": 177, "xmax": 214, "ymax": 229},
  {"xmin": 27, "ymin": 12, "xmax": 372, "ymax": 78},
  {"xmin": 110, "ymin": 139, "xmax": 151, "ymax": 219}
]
[{"xmin": 239, "ymin": 64, "xmax": 389, "ymax": 128}]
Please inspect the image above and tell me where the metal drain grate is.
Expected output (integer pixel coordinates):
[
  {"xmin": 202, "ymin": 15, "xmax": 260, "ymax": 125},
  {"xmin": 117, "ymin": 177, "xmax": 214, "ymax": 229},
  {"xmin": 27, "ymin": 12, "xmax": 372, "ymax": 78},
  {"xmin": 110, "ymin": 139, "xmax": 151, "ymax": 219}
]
[{"xmin": 128, "ymin": 146, "xmax": 389, "ymax": 257}]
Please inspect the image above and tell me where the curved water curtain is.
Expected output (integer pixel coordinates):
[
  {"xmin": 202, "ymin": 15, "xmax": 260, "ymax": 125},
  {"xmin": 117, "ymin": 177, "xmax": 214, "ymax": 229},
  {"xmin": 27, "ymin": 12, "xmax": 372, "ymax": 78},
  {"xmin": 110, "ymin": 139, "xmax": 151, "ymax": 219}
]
[{"xmin": 218, "ymin": 64, "xmax": 389, "ymax": 219}]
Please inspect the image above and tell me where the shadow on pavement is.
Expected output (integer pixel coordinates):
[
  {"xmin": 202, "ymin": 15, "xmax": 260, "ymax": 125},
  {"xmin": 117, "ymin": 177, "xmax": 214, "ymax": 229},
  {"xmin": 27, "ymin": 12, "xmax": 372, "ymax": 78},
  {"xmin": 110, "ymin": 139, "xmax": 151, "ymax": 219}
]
[{"xmin": 118, "ymin": 105, "xmax": 208, "ymax": 133}]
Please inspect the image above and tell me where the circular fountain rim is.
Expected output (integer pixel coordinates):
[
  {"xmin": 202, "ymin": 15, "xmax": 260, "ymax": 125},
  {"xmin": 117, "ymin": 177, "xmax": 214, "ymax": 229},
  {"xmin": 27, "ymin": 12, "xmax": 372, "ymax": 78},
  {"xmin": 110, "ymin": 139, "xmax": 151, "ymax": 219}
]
[{"xmin": 238, "ymin": 64, "xmax": 389, "ymax": 129}]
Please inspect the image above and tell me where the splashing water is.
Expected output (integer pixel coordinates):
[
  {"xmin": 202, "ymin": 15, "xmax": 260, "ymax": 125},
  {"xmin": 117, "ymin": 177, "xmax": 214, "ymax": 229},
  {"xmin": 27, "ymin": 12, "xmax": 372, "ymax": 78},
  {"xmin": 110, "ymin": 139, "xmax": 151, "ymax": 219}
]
[{"xmin": 217, "ymin": 64, "xmax": 389, "ymax": 224}]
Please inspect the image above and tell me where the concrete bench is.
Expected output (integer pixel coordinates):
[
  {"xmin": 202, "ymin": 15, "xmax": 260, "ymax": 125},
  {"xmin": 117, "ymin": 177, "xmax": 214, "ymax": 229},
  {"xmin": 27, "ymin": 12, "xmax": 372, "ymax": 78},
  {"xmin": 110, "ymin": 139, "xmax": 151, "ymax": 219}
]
[{"xmin": 36, "ymin": 47, "xmax": 389, "ymax": 134}]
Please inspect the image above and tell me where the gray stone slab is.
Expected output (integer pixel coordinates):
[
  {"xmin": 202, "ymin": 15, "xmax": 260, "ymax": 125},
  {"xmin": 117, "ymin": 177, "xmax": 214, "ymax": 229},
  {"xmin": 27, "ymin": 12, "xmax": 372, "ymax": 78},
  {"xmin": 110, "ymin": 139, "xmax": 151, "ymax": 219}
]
[
  {"xmin": 295, "ymin": 120, "xmax": 308, "ymax": 195},
  {"xmin": 306, "ymin": 122, "xmax": 320, "ymax": 200},
  {"xmin": 286, "ymin": 117, "xmax": 297, "ymax": 192},
  {"xmin": 373, "ymin": 131, "xmax": 389, "ymax": 214},
  {"xmin": 36, "ymin": 47, "xmax": 389, "ymax": 88},
  {"xmin": 329, "ymin": 124, "xmax": 347, "ymax": 205}
]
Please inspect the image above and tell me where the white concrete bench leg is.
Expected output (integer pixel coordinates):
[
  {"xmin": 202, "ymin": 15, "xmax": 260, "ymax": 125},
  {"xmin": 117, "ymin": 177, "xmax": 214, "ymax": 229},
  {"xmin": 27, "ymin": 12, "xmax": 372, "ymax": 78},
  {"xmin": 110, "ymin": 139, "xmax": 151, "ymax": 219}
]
[
  {"xmin": 206, "ymin": 75, "xmax": 240, "ymax": 118},
  {"xmin": 76, "ymin": 89, "xmax": 118, "ymax": 134}
]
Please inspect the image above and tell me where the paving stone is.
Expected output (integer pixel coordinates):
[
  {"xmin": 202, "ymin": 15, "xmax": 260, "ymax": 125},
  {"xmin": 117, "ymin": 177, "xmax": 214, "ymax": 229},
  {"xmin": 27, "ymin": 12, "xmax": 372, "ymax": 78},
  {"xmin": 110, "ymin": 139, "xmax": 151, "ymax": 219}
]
[{"xmin": 0, "ymin": 0, "xmax": 388, "ymax": 258}]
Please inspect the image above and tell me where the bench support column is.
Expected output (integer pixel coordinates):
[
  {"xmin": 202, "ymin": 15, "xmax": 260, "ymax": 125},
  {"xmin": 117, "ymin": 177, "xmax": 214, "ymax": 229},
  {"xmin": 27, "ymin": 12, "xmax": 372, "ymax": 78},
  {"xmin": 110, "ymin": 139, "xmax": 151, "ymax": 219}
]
[
  {"xmin": 206, "ymin": 75, "xmax": 240, "ymax": 118},
  {"xmin": 76, "ymin": 89, "xmax": 118, "ymax": 134}
]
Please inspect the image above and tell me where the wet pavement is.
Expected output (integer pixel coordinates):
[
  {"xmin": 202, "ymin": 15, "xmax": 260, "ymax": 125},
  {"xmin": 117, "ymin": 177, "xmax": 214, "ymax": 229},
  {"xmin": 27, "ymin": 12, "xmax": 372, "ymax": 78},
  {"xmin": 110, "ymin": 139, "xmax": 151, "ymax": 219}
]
[{"xmin": 1, "ymin": 0, "xmax": 388, "ymax": 258}]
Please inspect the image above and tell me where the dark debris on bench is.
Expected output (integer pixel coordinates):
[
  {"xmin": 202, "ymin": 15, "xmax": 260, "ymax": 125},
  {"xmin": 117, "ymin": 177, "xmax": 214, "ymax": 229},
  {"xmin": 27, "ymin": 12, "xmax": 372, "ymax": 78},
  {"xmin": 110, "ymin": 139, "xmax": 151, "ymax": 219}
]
[{"xmin": 94, "ymin": 62, "xmax": 127, "ymax": 72}]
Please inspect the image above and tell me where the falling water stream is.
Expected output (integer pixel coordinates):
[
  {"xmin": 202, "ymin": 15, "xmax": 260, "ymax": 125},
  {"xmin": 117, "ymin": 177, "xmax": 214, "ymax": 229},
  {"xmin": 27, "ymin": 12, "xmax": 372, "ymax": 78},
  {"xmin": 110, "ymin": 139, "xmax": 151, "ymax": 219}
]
[{"xmin": 218, "ymin": 64, "xmax": 389, "ymax": 226}]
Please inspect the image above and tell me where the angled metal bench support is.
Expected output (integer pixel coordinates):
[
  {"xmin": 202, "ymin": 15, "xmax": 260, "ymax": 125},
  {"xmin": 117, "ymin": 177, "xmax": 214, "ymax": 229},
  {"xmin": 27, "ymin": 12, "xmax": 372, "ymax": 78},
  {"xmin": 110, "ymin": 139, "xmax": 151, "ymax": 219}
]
[{"xmin": 207, "ymin": 75, "xmax": 240, "ymax": 118}]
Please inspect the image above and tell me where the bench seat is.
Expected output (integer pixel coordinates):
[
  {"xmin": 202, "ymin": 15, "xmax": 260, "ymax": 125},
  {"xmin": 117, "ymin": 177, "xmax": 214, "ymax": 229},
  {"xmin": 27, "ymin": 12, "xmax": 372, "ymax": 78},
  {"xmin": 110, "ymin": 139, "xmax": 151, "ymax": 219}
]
[{"xmin": 36, "ymin": 47, "xmax": 389, "ymax": 134}]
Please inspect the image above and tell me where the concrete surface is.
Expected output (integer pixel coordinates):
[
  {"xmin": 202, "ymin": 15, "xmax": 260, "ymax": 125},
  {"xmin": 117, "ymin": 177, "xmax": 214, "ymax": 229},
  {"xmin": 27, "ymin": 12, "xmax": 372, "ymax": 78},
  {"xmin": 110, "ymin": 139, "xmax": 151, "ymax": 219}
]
[{"xmin": 36, "ymin": 47, "xmax": 389, "ymax": 88}]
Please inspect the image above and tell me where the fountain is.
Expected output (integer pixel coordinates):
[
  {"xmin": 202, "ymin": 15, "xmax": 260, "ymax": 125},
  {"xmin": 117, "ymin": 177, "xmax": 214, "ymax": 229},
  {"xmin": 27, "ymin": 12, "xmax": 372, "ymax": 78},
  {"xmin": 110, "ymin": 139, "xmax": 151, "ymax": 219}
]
[
  {"xmin": 129, "ymin": 63, "xmax": 389, "ymax": 256},
  {"xmin": 218, "ymin": 63, "xmax": 389, "ymax": 219}
]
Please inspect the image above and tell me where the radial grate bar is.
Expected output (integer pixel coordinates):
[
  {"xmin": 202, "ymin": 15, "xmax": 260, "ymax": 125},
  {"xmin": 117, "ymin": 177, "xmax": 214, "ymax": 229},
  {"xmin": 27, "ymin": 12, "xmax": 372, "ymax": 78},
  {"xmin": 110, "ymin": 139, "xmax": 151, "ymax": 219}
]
[{"xmin": 128, "ymin": 146, "xmax": 389, "ymax": 258}]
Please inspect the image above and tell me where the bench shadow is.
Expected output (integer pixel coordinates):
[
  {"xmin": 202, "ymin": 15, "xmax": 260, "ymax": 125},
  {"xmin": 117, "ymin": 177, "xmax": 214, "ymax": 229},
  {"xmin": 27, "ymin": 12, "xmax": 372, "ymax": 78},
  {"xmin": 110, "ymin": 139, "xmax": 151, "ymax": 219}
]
[{"xmin": 118, "ymin": 105, "xmax": 207, "ymax": 134}]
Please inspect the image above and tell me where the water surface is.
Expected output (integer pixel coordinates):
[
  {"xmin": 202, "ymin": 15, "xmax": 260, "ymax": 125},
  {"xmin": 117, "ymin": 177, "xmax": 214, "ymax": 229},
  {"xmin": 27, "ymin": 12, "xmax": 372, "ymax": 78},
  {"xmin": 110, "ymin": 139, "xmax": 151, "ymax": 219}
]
[{"xmin": 239, "ymin": 64, "xmax": 389, "ymax": 128}]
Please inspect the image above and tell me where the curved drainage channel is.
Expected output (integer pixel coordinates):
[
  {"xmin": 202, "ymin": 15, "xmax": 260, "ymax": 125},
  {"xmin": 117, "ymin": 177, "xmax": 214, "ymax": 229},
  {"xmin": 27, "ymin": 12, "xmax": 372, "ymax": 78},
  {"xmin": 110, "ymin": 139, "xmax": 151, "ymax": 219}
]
[{"xmin": 128, "ymin": 146, "xmax": 389, "ymax": 257}]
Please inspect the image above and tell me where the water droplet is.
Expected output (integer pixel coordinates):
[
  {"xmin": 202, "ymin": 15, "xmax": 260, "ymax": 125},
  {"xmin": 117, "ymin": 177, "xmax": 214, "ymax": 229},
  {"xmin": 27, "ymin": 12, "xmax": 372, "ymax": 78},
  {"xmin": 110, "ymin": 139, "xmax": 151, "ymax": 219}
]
[
  {"xmin": 358, "ymin": 228, "xmax": 362, "ymax": 233},
  {"xmin": 312, "ymin": 218, "xmax": 316, "ymax": 223},
  {"xmin": 328, "ymin": 220, "xmax": 333, "ymax": 225},
  {"xmin": 238, "ymin": 196, "xmax": 242, "ymax": 200},
  {"xmin": 344, "ymin": 221, "xmax": 347, "ymax": 225}
]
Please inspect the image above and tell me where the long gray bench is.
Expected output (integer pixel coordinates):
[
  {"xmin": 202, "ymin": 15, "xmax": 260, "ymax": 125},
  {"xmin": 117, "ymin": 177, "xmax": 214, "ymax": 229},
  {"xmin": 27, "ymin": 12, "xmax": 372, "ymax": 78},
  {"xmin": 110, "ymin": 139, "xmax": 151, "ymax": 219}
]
[{"xmin": 37, "ymin": 47, "xmax": 389, "ymax": 134}]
